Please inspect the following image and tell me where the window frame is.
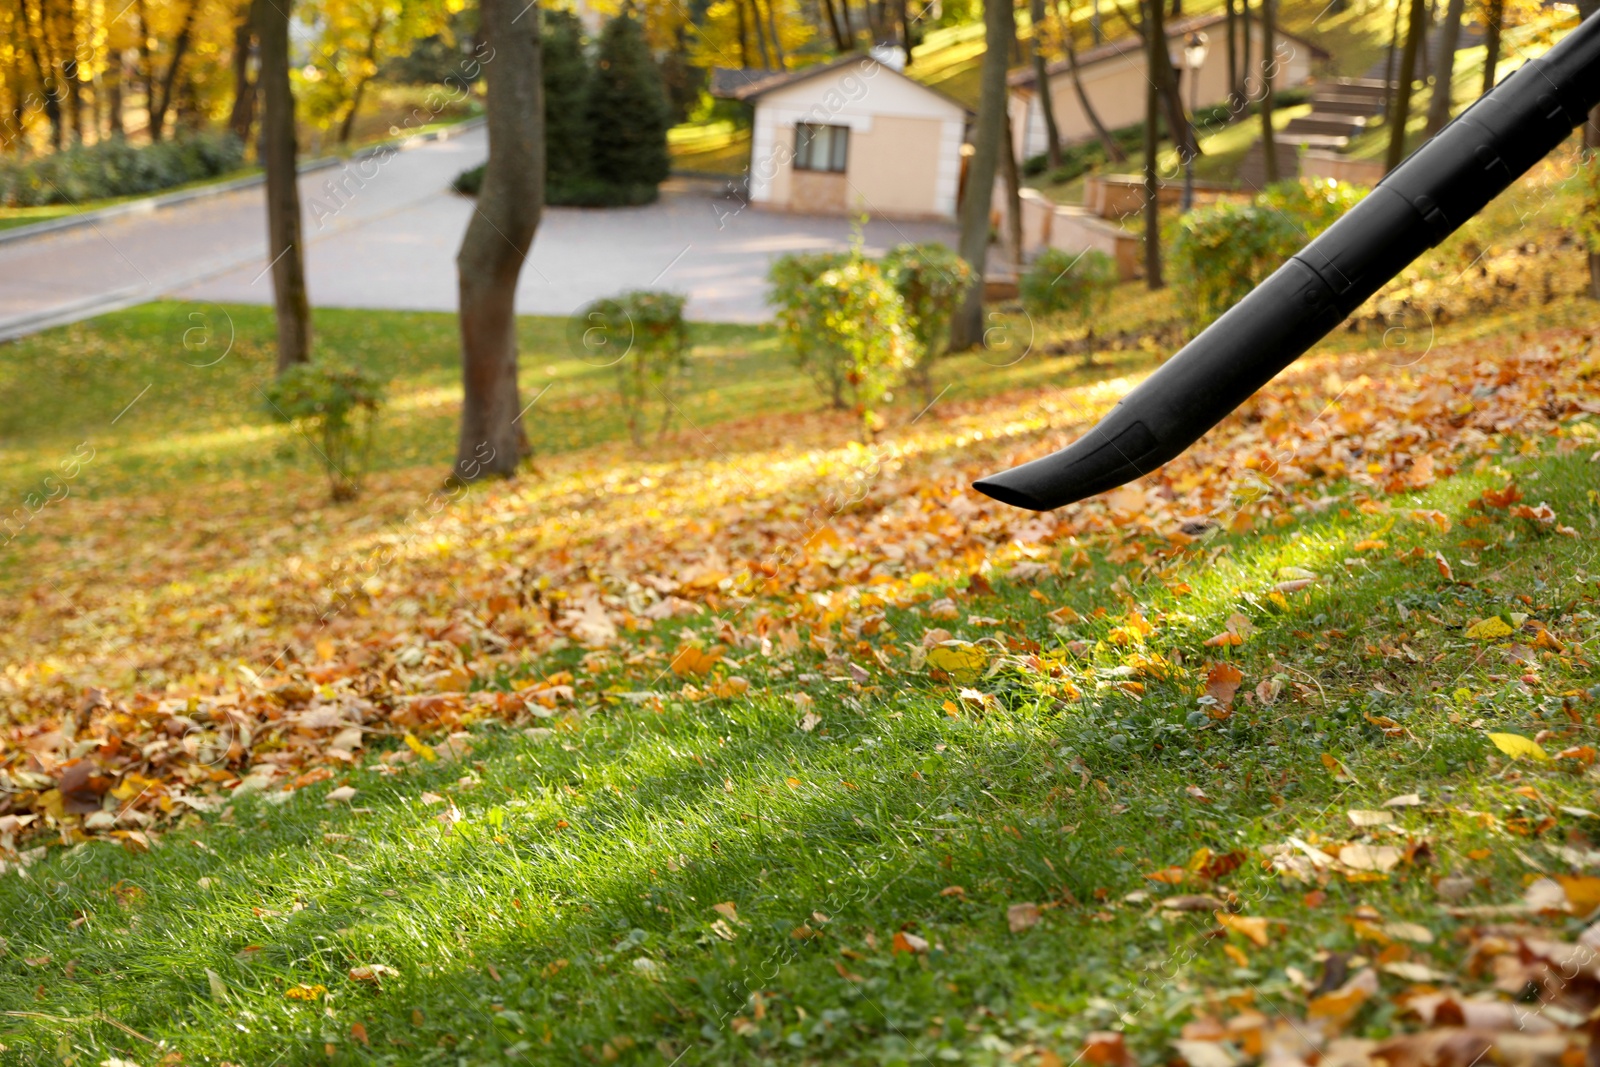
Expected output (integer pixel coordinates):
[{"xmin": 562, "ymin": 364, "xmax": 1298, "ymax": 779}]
[{"xmin": 793, "ymin": 123, "xmax": 850, "ymax": 174}]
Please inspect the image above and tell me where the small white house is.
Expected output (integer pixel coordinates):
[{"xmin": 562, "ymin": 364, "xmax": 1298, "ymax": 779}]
[{"xmin": 714, "ymin": 55, "xmax": 972, "ymax": 221}]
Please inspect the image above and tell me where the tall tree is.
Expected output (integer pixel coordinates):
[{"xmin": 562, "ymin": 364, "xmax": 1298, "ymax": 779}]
[
  {"xmin": 819, "ymin": 0, "xmax": 850, "ymax": 51},
  {"xmin": 1423, "ymin": 0, "xmax": 1464, "ymax": 135},
  {"xmin": 1060, "ymin": 0, "xmax": 1126, "ymax": 160},
  {"xmin": 1580, "ymin": 0, "xmax": 1598, "ymax": 298},
  {"xmin": 256, "ymin": 0, "xmax": 311, "ymax": 373},
  {"xmin": 951, "ymin": 0, "xmax": 1014, "ymax": 350},
  {"xmin": 1385, "ymin": 0, "xmax": 1426, "ymax": 172},
  {"xmin": 1224, "ymin": 0, "xmax": 1237, "ymax": 104},
  {"xmin": 1480, "ymin": 0, "xmax": 1502, "ymax": 94},
  {"xmin": 1238, "ymin": 0, "xmax": 1251, "ymax": 102},
  {"xmin": 1258, "ymin": 0, "xmax": 1279, "ymax": 182},
  {"xmin": 454, "ymin": 0, "xmax": 543, "ymax": 481},
  {"xmin": 1030, "ymin": 0, "xmax": 1061, "ymax": 168},
  {"xmin": 227, "ymin": 3, "xmax": 257, "ymax": 143},
  {"xmin": 18, "ymin": 0, "xmax": 64, "ymax": 150},
  {"xmin": 1143, "ymin": 0, "xmax": 1163, "ymax": 288},
  {"xmin": 586, "ymin": 13, "xmax": 670, "ymax": 190},
  {"xmin": 149, "ymin": 0, "xmax": 197, "ymax": 142}
]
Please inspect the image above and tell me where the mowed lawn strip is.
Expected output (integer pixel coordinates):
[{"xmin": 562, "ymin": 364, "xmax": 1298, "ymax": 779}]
[{"xmin": 0, "ymin": 445, "xmax": 1595, "ymax": 1063}]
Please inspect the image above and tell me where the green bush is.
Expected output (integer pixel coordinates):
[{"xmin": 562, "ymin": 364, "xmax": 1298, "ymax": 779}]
[
  {"xmin": 578, "ymin": 290, "xmax": 690, "ymax": 446},
  {"xmin": 769, "ymin": 247, "xmax": 912, "ymax": 432},
  {"xmin": 881, "ymin": 243, "xmax": 975, "ymax": 403},
  {"xmin": 1020, "ymin": 247, "xmax": 1117, "ymax": 327},
  {"xmin": 543, "ymin": 9, "xmax": 592, "ymax": 191},
  {"xmin": 262, "ymin": 362, "xmax": 387, "ymax": 501},
  {"xmin": 586, "ymin": 13, "xmax": 670, "ymax": 189},
  {"xmin": 452, "ymin": 165, "xmax": 658, "ymax": 207},
  {"xmin": 0, "ymin": 132, "xmax": 244, "ymax": 208},
  {"xmin": 1172, "ymin": 178, "xmax": 1366, "ymax": 327}
]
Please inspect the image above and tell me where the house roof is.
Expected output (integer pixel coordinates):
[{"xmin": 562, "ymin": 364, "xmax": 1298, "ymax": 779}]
[
  {"xmin": 1008, "ymin": 11, "xmax": 1330, "ymax": 90},
  {"xmin": 710, "ymin": 55, "xmax": 974, "ymax": 114}
]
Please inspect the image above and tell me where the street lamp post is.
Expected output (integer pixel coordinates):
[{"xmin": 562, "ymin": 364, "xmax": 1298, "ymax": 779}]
[{"xmin": 1180, "ymin": 31, "xmax": 1209, "ymax": 212}]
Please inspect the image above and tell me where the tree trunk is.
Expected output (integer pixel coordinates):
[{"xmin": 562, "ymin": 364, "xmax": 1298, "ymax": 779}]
[
  {"xmin": 1001, "ymin": 117, "xmax": 1023, "ymax": 263},
  {"xmin": 1259, "ymin": 0, "xmax": 1278, "ymax": 183},
  {"xmin": 1224, "ymin": 0, "xmax": 1237, "ymax": 105},
  {"xmin": 1031, "ymin": 0, "xmax": 1061, "ymax": 167},
  {"xmin": 1423, "ymin": 0, "xmax": 1463, "ymax": 136},
  {"xmin": 1117, "ymin": 0, "xmax": 1194, "ymax": 163},
  {"xmin": 1062, "ymin": 1, "xmax": 1126, "ymax": 160},
  {"xmin": 1479, "ymin": 0, "xmax": 1502, "ymax": 95},
  {"xmin": 749, "ymin": 0, "xmax": 774, "ymax": 68},
  {"xmin": 1144, "ymin": 0, "xmax": 1163, "ymax": 288},
  {"xmin": 455, "ymin": 0, "xmax": 543, "ymax": 481},
  {"xmin": 150, "ymin": 0, "xmax": 197, "ymax": 142},
  {"xmin": 136, "ymin": 0, "xmax": 154, "ymax": 139},
  {"xmin": 1582, "ymin": 0, "xmax": 1599, "ymax": 298},
  {"xmin": 736, "ymin": 0, "xmax": 751, "ymax": 65},
  {"xmin": 900, "ymin": 0, "xmax": 914, "ymax": 63},
  {"xmin": 759, "ymin": 0, "xmax": 786, "ymax": 67},
  {"xmin": 951, "ymin": 0, "xmax": 1014, "ymax": 349},
  {"xmin": 227, "ymin": 8, "xmax": 257, "ymax": 144},
  {"xmin": 1239, "ymin": 0, "xmax": 1251, "ymax": 101},
  {"xmin": 62, "ymin": 0, "xmax": 83, "ymax": 144},
  {"xmin": 256, "ymin": 0, "xmax": 311, "ymax": 373},
  {"xmin": 820, "ymin": 0, "xmax": 850, "ymax": 51},
  {"xmin": 1385, "ymin": 0, "xmax": 1425, "ymax": 172},
  {"xmin": 108, "ymin": 56, "xmax": 124, "ymax": 137},
  {"xmin": 18, "ymin": 0, "xmax": 63, "ymax": 151},
  {"xmin": 337, "ymin": 12, "xmax": 387, "ymax": 145}
]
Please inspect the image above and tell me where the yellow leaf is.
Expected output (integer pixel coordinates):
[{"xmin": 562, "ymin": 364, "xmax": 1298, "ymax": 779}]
[
  {"xmin": 404, "ymin": 733, "xmax": 437, "ymax": 762},
  {"xmin": 1465, "ymin": 617, "xmax": 1515, "ymax": 640},
  {"xmin": 1488, "ymin": 732, "xmax": 1549, "ymax": 761},
  {"xmin": 926, "ymin": 642, "xmax": 987, "ymax": 682},
  {"xmin": 1556, "ymin": 875, "xmax": 1600, "ymax": 916},
  {"xmin": 1215, "ymin": 911, "xmax": 1270, "ymax": 947}
]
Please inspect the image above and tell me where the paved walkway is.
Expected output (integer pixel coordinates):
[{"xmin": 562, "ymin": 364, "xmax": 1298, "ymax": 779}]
[{"xmin": 0, "ymin": 125, "xmax": 957, "ymax": 335}]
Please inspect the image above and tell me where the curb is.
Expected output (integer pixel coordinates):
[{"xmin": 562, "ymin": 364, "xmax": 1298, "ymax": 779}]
[{"xmin": 0, "ymin": 116, "xmax": 486, "ymax": 248}]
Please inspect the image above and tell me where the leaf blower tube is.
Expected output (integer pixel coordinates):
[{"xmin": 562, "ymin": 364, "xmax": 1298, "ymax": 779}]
[{"xmin": 972, "ymin": 13, "xmax": 1600, "ymax": 512}]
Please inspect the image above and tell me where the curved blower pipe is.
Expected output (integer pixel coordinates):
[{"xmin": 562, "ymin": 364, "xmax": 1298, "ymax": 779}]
[{"xmin": 973, "ymin": 14, "xmax": 1600, "ymax": 512}]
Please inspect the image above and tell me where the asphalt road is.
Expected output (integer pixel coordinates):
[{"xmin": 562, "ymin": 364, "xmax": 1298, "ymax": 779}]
[{"xmin": 0, "ymin": 124, "xmax": 958, "ymax": 336}]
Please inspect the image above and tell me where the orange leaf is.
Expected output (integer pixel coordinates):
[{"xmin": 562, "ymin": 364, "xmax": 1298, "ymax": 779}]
[
  {"xmin": 1205, "ymin": 663, "xmax": 1244, "ymax": 707},
  {"xmin": 1216, "ymin": 912, "xmax": 1270, "ymax": 947}
]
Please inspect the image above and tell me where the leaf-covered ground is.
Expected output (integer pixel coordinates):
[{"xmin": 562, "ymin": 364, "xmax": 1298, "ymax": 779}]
[{"xmin": 2, "ymin": 160, "xmax": 1600, "ymax": 1065}]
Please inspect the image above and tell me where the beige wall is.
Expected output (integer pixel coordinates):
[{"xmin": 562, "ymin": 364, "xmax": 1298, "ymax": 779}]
[
  {"xmin": 844, "ymin": 115, "xmax": 945, "ymax": 217},
  {"xmin": 1016, "ymin": 23, "xmax": 1316, "ymax": 159}
]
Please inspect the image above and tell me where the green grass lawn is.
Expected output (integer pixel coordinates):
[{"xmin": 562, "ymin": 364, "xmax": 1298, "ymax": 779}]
[
  {"xmin": 1, "ymin": 156, "xmax": 1599, "ymax": 1064},
  {"xmin": 2, "ymin": 435, "xmax": 1597, "ymax": 1063}
]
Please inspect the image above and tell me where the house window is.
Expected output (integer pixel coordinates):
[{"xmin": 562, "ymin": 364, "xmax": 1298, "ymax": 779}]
[{"xmin": 794, "ymin": 123, "xmax": 849, "ymax": 173}]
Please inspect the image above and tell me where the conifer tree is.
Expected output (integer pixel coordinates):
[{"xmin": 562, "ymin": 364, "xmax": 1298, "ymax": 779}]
[{"xmin": 586, "ymin": 13, "xmax": 671, "ymax": 191}]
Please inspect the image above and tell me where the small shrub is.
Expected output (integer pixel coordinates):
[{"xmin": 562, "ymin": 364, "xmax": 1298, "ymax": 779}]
[
  {"xmin": 1172, "ymin": 179, "xmax": 1366, "ymax": 327},
  {"xmin": 769, "ymin": 246, "xmax": 911, "ymax": 433},
  {"xmin": 262, "ymin": 362, "xmax": 386, "ymax": 501},
  {"xmin": 0, "ymin": 132, "xmax": 244, "ymax": 208},
  {"xmin": 768, "ymin": 251, "xmax": 852, "ymax": 407},
  {"xmin": 578, "ymin": 290, "xmax": 690, "ymax": 446},
  {"xmin": 1020, "ymin": 248, "xmax": 1117, "ymax": 339},
  {"xmin": 882, "ymin": 243, "xmax": 974, "ymax": 403}
]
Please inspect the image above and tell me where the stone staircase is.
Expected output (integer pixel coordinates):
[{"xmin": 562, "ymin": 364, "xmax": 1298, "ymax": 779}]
[{"xmin": 1239, "ymin": 77, "xmax": 1389, "ymax": 188}]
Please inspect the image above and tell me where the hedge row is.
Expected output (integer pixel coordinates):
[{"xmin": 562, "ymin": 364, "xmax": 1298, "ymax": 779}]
[{"xmin": 0, "ymin": 133, "xmax": 245, "ymax": 208}]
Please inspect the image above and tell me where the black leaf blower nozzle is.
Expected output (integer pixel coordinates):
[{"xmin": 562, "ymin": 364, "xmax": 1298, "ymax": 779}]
[{"xmin": 973, "ymin": 12, "xmax": 1600, "ymax": 512}]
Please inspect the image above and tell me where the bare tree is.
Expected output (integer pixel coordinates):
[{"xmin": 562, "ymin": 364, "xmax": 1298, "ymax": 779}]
[
  {"xmin": 454, "ymin": 0, "xmax": 543, "ymax": 481},
  {"xmin": 1031, "ymin": 0, "xmax": 1062, "ymax": 167},
  {"xmin": 951, "ymin": 0, "xmax": 1015, "ymax": 349},
  {"xmin": 1258, "ymin": 0, "xmax": 1279, "ymax": 182},
  {"xmin": 227, "ymin": 4, "xmax": 257, "ymax": 144},
  {"xmin": 1143, "ymin": 0, "xmax": 1163, "ymax": 288},
  {"xmin": 1423, "ymin": 0, "xmax": 1464, "ymax": 136},
  {"xmin": 256, "ymin": 0, "xmax": 310, "ymax": 373},
  {"xmin": 1385, "ymin": 0, "xmax": 1426, "ymax": 172},
  {"xmin": 149, "ymin": 0, "xmax": 197, "ymax": 141},
  {"xmin": 1480, "ymin": 0, "xmax": 1502, "ymax": 95}
]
